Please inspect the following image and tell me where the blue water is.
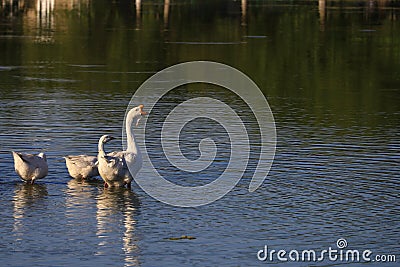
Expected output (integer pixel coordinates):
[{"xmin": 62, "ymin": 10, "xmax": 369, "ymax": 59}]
[{"xmin": 0, "ymin": 0, "xmax": 399, "ymax": 266}]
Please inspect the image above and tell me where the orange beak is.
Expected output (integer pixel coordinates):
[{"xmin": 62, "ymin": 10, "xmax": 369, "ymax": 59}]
[{"xmin": 139, "ymin": 104, "xmax": 147, "ymax": 115}]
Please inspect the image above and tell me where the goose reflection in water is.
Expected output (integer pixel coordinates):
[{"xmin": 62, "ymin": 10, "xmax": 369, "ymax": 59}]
[
  {"xmin": 66, "ymin": 178, "xmax": 100, "ymax": 202},
  {"xmin": 13, "ymin": 183, "xmax": 48, "ymax": 238},
  {"xmin": 96, "ymin": 188, "xmax": 140, "ymax": 266},
  {"xmin": 65, "ymin": 179, "xmax": 100, "ymax": 223}
]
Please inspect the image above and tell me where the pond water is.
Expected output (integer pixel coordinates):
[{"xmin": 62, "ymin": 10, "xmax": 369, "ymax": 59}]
[{"xmin": 0, "ymin": 0, "xmax": 399, "ymax": 266}]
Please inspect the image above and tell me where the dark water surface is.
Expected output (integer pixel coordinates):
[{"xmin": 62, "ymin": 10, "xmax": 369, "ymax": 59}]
[{"xmin": 0, "ymin": 0, "xmax": 399, "ymax": 266}]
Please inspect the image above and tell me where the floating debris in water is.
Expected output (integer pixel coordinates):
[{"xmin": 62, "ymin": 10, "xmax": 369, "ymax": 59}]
[{"xmin": 167, "ymin": 235, "xmax": 196, "ymax": 241}]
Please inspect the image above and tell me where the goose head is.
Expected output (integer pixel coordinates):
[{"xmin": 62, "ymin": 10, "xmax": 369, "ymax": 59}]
[
  {"xmin": 127, "ymin": 104, "xmax": 147, "ymax": 126},
  {"xmin": 100, "ymin": 135, "xmax": 115, "ymax": 144},
  {"xmin": 38, "ymin": 152, "xmax": 47, "ymax": 161}
]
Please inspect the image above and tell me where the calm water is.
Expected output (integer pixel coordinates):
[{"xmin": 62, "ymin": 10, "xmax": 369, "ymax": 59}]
[{"xmin": 0, "ymin": 0, "xmax": 399, "ymax": 266}]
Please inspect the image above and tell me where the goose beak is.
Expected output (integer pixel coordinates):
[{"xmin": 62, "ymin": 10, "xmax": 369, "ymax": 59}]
[{"xmin": 139, "ymin": 104, "xmax": 147, "ymax": 115}]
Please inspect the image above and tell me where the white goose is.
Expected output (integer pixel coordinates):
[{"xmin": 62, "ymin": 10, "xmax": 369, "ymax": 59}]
[
  {"xmin": 98, "ymin": 105, "xmax": 146, "ymax": 188},
  {"xmin": 11, "ymin": 151, "xmax": 48, "ymax": 184},
  {"xmin": 64, "ymin": 155, "xmax": 99, "ymax": 179}
]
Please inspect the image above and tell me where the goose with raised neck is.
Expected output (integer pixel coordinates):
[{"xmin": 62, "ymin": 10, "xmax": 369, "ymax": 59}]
[{"xmin": 97, "ymin": 105, "xmax": 146, "ymax": 188}]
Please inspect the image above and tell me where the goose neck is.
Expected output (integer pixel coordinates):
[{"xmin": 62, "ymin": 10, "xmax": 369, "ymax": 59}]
[{"xmin": 126, "ymin": 115, "xmax": 139, "ymax": 154}]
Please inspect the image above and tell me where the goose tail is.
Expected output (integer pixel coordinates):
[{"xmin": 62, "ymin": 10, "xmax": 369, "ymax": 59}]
[{"xmin": 11, "ymin": 151, "xmax": 29, "ymax": 163}]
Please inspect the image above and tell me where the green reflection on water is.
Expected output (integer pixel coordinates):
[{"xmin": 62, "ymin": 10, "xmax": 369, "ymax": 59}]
[{"xmin": 0, "ymin": 0, "xmax": 399, "ymax": 129}]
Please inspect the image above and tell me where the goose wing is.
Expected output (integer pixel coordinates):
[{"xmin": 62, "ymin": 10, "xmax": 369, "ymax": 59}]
[
  {"xmin": 14, "ymin": 152, "xmax": 44, "ymax": 166},
  {"xmin": 107, "ymin": 151, "xmax": 124, "ymax": 158},
  {"xmin": 107, "ymin": 151, "xmax": 137, "ymax": 171},
  {"xmin": 65, "ymin": 155, "xmax": 98, "ymax": 168}
]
